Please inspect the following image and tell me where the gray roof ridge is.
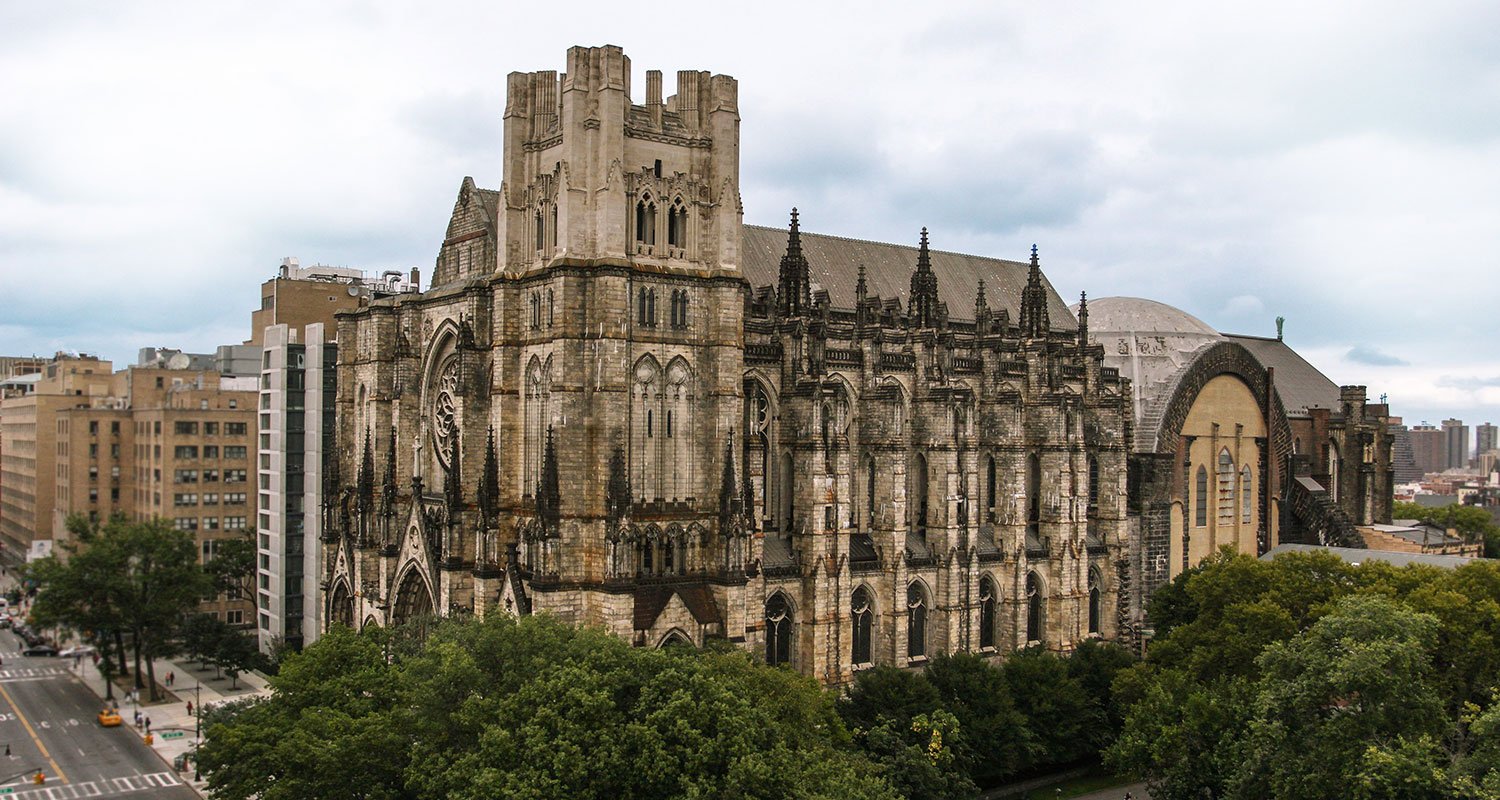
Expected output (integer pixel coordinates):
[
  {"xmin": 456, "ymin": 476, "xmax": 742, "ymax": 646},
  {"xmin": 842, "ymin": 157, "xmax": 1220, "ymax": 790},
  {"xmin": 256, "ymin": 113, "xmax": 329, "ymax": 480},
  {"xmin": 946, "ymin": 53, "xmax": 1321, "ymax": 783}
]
[{"xmin": 743, "ymin": 223, "xmax": 1029, "ymax": 267}]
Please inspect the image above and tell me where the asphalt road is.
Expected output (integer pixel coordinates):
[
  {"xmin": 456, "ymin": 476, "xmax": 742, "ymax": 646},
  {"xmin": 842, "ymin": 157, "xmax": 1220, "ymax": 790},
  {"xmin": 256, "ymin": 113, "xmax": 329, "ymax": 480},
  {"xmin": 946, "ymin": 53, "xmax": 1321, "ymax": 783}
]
[{"xmin": 0, "ymin": 641, "xmax": 195, "ymax": 799}]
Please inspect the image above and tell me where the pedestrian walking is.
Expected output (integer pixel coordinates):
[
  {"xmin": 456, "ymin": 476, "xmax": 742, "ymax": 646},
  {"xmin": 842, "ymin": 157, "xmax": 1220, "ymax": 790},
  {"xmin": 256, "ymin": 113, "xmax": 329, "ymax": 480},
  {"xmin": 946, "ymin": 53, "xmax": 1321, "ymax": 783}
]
[
  {"xmin": 133, "ymin": 710, "xmax": 141, "ymax": 728},
  {"xmin": 144, "ymin": 716, "xmax": 151, "ymax": 734},
  {"xmin": 166, "ymin": 671, "xmax": 174, "ymax": 687},
  {"xmin": 186, "ymin": 700, "xmax": 193, "ymax": 716}
]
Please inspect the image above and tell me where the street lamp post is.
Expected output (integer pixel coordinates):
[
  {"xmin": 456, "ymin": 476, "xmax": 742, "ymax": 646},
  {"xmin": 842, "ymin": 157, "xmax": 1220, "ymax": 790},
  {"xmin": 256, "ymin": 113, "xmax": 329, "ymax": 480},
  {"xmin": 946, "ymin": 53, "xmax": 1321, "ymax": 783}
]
[{"xmin": 193, "ymin": 681, "xmax": 201, "ymax": 781}]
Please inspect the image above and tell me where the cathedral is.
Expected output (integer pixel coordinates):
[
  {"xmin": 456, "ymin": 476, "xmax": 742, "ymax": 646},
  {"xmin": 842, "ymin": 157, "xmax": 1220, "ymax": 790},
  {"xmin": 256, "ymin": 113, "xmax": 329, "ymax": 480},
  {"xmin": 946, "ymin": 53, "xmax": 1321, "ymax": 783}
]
[{"xmin": 322, "ymin": 45, "xmax": 1394, "ymax": 684}]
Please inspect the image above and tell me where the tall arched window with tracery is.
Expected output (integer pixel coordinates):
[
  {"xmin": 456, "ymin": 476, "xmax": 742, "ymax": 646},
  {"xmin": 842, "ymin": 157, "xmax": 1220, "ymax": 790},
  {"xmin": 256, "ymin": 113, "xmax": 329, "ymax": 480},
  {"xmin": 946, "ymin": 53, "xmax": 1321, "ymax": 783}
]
[
  {"xmin": 864, "ymin": 455, "xmax": 877, "ymax": 530},
  {"xmin": 985, "ymin": 455, "xmax": 997, "ymax": 523},
  {"xmin": 523, "ymin": 356, "xmax": 552, "ymax": 495},
  {"xmin": 744, "ymin": 380, "xmax": 772, "ymax": 527},
  {"xmin": 1195, "ymin": 465, "xmax": 1209, "ymax": 527},
  {"xmin": 1087, "ymin": 455, "xmax": 1100, "ymax": 518},
  {"xmin": 632, "ymin": 357, "xmax": 660, "ymax": 501},
  {"xmin": 1026, "ymin": 452, "xmax": 1042, "ymax": 537},
  {"xmin": 1217, "ymin": 449, "xmax": 1236, "ymax": 524},
  {"xmin": 667, "ymin": 198, "xmax": 688, "ymax": 249},
  {"xmin": 1088, "ymin": 568, "xmax": 1102, "ymax": 634},
  {"xmin": 635, "ymin": 194, "xmax": 656, "ymax": 248},
  {"xmin": 907, "ymin": 582, "xmax": 928, "ymax": 660},
  {"xmin": 851, "ymin": 586, "xmax": 873, "ymax": 666},
  {"xmin": 1026, "ymin": 571, "xmax": 1045, "ymax": 644},
  {"xmin": 765, "ymin": 592, "xmax": 792, "ymax": 667},
  {"xmin": 912, "ymin": 453, "xmax": 929, "ymax": 537},
  {"xmin": 978, "ymin": 575, "xmax": 997, "ymax": 649},
  {"xmin": 665, "ymin": 358, "xmax": 693, "ymax": 501},
  {"xmin": 1241, "ymin": 465, "xmax": 1253, "ymax": 524}
]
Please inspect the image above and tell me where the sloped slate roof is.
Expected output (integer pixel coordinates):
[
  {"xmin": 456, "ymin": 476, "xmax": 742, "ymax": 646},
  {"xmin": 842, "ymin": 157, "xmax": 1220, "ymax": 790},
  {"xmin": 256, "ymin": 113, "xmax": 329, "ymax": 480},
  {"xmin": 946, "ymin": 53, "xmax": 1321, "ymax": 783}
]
[
  {"xmin": 741, "ymin": 225, "xmax": 1077, "ymax": 329},
  {"xmin": 1263, "ymin": 543, "xmax": 1483, "ymax": 570},
  {"xmin": 1223, "ymin": 334, "xmax": 1340, "ymax": 416}
]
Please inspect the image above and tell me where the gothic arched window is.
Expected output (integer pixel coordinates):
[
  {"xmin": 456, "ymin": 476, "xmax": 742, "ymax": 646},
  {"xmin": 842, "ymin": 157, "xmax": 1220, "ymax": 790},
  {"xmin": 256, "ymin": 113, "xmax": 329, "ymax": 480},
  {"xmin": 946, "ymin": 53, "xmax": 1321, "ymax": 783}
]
[
  {"xmin": 1026, "ymin": 452, "xmax": 1042, "ymax": 536},
  {"xmin": 1088, "ymin": 568, "xmax": 1101, "ymax": 635},
  {"xmin": 979, "ymin": 575, "xmax": 997, "ymax": 649},
  {"xmin": 744, "ymin": 380, "xmax": 772, "ymax": 527},
  {"xmin": 1217, "ymin": 449, "xmax": 1236, "ymax": 524},
  {"xmin": 985, "ymin": 455, "xmax": 997, "ymax": 522},
  {"xmin": 1195, "ymin": 465, "xmax": 1209, "ymax": 527},
  {"xmin": 632, "ymin": 357, "xmax": 661, "ymax": 500},
  {"xmin": 765, "ymin": 593, "xmax": 792, "ymax": 667},
  {"xmin": 1025, "ymin": 571, "xmax": 1044, "ymax": 644},
  {"xmin": 864, "ymin": 456, "xmax": 877, "ymax": 530},
  {"xmin": 906, "ymin": 582, "xmax": 928, "ymax": 660},
  {"xmin": 1241, "ymin": 465, "xmax": 1253, "ymax": 524},
  {"xmin": 665, "ymin": 359, "xmax": 693, "ymax": 501},
  {"xmin": 851, "ymin": 586, "xmax": 873, "ymax": 665},
  {"xmin": 667, "ymin": 199, "xmax": 688, "ymax": 248},
  {"xmin": 1087, "ymin": 455, "xmax": 1099, "ymax": 516},
  {"xmin": 635, "ymin": 196, "xmax": 656, "ymax": 246},
  {"xmin": 912, "ymin": 453, "xmax": 929, "ymax": 536}
]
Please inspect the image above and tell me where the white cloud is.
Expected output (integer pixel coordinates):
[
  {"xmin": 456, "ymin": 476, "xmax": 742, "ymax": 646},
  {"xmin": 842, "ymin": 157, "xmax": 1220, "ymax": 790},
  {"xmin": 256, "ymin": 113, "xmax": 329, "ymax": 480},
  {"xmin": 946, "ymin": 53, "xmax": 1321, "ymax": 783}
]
[{"xmin": 1, "ymin": 0, "xmax": 1496, "ymax": 427}]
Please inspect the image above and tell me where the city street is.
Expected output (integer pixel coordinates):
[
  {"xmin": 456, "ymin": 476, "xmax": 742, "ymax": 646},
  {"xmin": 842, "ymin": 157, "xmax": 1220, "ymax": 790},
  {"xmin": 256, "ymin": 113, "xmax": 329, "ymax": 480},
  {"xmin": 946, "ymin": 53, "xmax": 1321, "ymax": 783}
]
[{"xmin": 0, "ymin": 644, "xmax": 194, "ymax": 799}]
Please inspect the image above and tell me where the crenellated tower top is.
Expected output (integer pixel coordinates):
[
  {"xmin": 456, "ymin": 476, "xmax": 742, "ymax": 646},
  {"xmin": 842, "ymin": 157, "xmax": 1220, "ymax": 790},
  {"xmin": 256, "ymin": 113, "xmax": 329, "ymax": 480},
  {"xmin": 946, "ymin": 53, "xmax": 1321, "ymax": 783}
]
[{"xmin": 497, "ymin": 45, "xmax": 742, "ymax": 276}]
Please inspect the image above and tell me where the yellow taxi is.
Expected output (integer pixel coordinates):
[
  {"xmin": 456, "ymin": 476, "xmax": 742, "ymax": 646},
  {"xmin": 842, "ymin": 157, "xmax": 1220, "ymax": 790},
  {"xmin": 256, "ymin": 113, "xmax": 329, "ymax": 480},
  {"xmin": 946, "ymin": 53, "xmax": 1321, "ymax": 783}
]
[{"xmin": 96, "ymin": 708, "xmax": 122, "ymax": 727}]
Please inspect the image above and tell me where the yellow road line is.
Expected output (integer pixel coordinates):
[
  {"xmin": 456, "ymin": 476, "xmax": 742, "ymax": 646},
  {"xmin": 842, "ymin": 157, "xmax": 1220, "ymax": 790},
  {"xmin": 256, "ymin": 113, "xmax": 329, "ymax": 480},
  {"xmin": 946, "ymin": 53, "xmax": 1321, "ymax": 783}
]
[{"xmin": 0, "ymin": 679, "xmax": 66, "ymax": 783}]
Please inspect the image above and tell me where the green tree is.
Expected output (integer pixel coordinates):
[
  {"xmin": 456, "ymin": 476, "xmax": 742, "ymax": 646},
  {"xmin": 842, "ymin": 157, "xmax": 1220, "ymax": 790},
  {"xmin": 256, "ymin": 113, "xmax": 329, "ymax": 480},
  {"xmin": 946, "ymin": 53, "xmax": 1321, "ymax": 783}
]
[
  {"xmin": 1000, "ymin": 646, "xmax": 1100, "ymax": 769},
  {"xmin": 1106, "ymin": 668, "xmax": 1255, "ymax": 800},
  {"xmin": 925, "ymin": 652, "xmax": 1033, "ymax": 785},
  {"xmin": 1229, "ymin": 594, "xmax": 1446, "ymax": 800},
  {"xmin": 204, "ymin": 530, "xmax": 256, "ymax": 601},
  {"xmin": 201, "ymin": 616, "xmax": 899, "ymax": 800},
  {"xmin": 1067, "ymin": 638, "xmax": 1138, "ymax": 736}
]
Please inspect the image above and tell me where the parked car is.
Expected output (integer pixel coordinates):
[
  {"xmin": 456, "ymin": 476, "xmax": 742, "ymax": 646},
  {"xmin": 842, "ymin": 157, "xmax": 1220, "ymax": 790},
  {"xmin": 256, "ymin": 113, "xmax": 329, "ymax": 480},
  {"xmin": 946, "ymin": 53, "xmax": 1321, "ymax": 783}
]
[
  {"xmin": 21, "ymin": 644, "xmax": 56, "ymax": 657},
  {"xmin": 96, "ymin": 708, "xmax": 122, "ymax": 727},
  {"xmin": 58, "ymin": 645, "xmax": 94, "ymax": 657}
]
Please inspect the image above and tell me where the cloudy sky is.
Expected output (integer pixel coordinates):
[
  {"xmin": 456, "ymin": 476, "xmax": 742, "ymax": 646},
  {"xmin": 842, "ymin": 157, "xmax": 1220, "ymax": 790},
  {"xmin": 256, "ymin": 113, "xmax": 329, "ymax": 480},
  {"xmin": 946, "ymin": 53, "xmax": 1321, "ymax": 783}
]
[{"xmin": 3, "ymin": 1, "xmax": 1498, "ymax": 437}]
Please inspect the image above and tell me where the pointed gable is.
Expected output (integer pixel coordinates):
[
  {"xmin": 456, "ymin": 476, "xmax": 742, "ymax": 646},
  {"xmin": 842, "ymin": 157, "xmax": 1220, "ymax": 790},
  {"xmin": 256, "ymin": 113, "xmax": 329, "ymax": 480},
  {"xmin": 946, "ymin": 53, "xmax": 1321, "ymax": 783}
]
[{"xmin": 432, "ymin": 176, "xmax": 499, "ymax": 287}]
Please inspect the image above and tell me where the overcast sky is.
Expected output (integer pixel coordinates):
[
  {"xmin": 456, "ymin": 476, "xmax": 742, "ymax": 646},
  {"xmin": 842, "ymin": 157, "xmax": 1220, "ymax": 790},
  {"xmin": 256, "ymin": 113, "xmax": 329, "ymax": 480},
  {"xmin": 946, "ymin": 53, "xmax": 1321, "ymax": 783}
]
[{"xmin": 3, "ymin": 1, "xmax": 1498, "ymax": 436}]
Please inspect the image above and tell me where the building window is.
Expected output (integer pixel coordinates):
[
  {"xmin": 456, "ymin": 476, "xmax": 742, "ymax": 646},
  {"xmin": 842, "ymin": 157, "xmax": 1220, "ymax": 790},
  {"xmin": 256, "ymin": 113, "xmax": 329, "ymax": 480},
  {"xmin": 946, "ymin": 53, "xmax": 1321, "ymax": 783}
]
[
  {"xmin": 203, "ymin": 470, "xmax": 220, "ymax": 482},
  {"xmin": 979, "ymin": 575, "xmax": 997, "ymax": 649},
  {"xmin": 1026, "ymin": 452, "xmax": 1041, "ymax": 537},
  {"xmin": 203, "ymin": 493, "xmax": 219, "ymax": 505},
  {"xmin": 225, "ymin": 422, "xmax": 247, "ymax": 436},
  {"xmin": 667, "ymin": 199, "xmax": 687, "ymax": 248},
  {"xmin": 174, "ymin": 517, "xmax": 199, "ymax": 531},
  {"xmin": 175, "ymin": 470, "xmax": 198, "ymax": 484},
  {"xmin": 1195, "ymin": 465, "xmax": 1208, "ymax": 527},
  {"xmin": 224, "ymin": 446, "xmax": 246, "ymax": 460},
  {"xmin": 669, "ymin": 289, "xmax": 689, "ymax": 329},
  {"xmin": 1026, "ymin": 571, "xmax": 1044, "ymax": 644},
  {"xmin": 174, "ymin": 421, "xmax": 198, "ymax": 435},
  {"xmin": 225, "ymin": 469, "xmax": 247, "ymax": 483},
  {"xmin": 1088, "ymin": 569, "xmax": 1101, "ymax": 634},
  {"xmin": 174, "ymin": 493, "xmax": 198, "ymax": 506},
  {"xmin": 912, "ymin": 453, "xmax": 929, "ymax": 536},
  {"xmin": 1217, "ymin": 449, "xmax": 1236, "ymax": 524},
  {"xmin": 1087, "ymin": 455, "xmax": 1099, "ymax": 516},
  {"xmin": 204, "ymin": 422, "xmax": 218, "ymax": 435},
  {"xmin": 636, "ymin": 287, "xmax": 657, "ymax": 327},
  {"xmin": 864, "ymin": 456, "xmax": 877, "ymax": 530},
  {"xmin": 1241, "ymin": 465, "xmax": 1253, "ymax": 524},
  {"xmin": 203, "ymin": 446, "xmax": 219, "ymax": 459},
  {"xmin": 851, "ymin": 586, "xmax": 873, "ymax": 666},
  {"xmin": 89, "ymin": 443, "xmax": 98, "ymax": 459},
  {"xmin": 88, "ymin": 421, "xmax": 98, "ymax": 435},
  {"xmin": 906, "ymin": 582, "xmax": 927, "ymax": 660},
  {"xmin": 985, "ymin": 455, "xmax": 997, "ymax": 522},
  {"xmin": 635, "ymin": 196, "xmax": 657, "ymax": 247},
  {"xmin": 765, "ymin": 593, "xmax": 792, "ymax": 667}
]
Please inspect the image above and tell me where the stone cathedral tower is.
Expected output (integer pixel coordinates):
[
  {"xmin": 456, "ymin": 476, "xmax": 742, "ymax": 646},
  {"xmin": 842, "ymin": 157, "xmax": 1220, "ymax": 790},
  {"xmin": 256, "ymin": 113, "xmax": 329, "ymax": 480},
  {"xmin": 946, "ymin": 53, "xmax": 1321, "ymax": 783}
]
[{"xmin": 328, "ymin": 45, "xmax": 752, "ymax": 645}]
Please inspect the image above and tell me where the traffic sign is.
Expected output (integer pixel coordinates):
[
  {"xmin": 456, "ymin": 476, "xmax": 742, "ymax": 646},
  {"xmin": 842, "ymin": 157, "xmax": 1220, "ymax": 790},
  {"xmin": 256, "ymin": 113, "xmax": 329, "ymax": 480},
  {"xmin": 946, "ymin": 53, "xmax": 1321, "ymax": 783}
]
[{"xmin": 161, "ymin": 731, "xmax": 185, "ymax": 740}]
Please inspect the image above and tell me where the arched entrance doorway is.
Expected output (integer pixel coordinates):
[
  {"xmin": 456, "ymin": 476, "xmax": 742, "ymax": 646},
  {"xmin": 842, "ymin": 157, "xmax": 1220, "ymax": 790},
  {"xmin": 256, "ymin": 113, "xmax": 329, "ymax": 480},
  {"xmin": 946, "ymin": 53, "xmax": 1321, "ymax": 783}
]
[
  {"xmin": 329, "ymin": 581, "xmax": 354, "ymax": 629},
  {"xmin": 392, "ymin": 568, "xmax": 435, "ymax": 626}
]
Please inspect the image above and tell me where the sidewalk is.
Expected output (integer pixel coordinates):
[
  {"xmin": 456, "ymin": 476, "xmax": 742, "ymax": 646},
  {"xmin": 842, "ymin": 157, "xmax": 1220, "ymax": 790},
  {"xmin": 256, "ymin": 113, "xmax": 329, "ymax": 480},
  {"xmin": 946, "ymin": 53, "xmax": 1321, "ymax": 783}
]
[{"xmin": 74, "ymin": 651, "xmax": 272, "ymax": 797}]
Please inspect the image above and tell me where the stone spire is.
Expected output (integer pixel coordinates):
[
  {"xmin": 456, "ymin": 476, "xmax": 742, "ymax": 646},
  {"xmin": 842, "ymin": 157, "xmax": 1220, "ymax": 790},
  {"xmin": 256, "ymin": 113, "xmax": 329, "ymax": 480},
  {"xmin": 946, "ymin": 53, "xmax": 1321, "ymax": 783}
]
[
  {"xmin": 907, "ymin": 227, "xmax": 939, "ymax": 328},
  {"xmin": 975, "ymin": 279, "xmax": 991, "ymax": 334},
  {"xmin": 356, "ymin": 427, "xmax": 374, "ymax": 515},
  {"xmin": 1018, "ymin": 244, "xmax": 1050, "ymax": 339},
  {"xmin": 380, "ymin": 426, "xmax": 398, "ymax": 518},
  {"xmin": 1076, "ymin": 290, "xmax": 1090, "ymax": 349},
  {"xmin": 777, "ymin": 208, "xmax": 811, "ymax": 316},
  {"xmin": 719, "ymin": 434, "xmax": 740, "ymax": 533},
  {"xmin": 536, "ymin": 425, "xmax": 561, "ymax": 535},
  {"xmin": 605, "ymin": 440, "xmax": 631, "ymax": 528},
  {"xmin": 855, "ymin": 264, "xmax": 871, "ymax": 328},
  {"xmin": 478, "ymin": 425, "xmax": 500, "ymax": 529}
]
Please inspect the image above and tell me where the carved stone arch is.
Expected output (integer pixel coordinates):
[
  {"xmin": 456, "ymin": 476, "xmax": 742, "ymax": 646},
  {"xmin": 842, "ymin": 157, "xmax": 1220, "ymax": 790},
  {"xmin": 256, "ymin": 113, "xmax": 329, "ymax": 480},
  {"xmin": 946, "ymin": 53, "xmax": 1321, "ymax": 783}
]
[
  {"xmin": 657, "ymin": 628, "xmax": 693, "ymax": 648},
  {"xmin": 764, "ymin": 590, "xmax": 796, "ymax": 667},
  {"xmin": 1148, "ymin": 341, "xmax": 1292, "ymax": 458},
  {"xmin": 391, "ymin": 564, "xmax": 435, "ymax": 626},
  {"xmin": 419, "ymin": 321, "xmax": 463, "ymax": 475},
  {"xmin": 328, "ymin": 578, "xmax": 355, "ymax": 629},
  {"xmin": 363, "ymin": 615, "xmax": 381, "ymax": 629}
]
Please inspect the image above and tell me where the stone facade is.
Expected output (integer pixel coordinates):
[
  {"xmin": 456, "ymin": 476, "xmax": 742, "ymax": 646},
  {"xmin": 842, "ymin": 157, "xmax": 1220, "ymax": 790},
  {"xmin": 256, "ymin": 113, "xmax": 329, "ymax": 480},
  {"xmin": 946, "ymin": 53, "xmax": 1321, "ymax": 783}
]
[{"xmin": 323, "ymin": 46, "xmax": 1130, "ymax": 684}]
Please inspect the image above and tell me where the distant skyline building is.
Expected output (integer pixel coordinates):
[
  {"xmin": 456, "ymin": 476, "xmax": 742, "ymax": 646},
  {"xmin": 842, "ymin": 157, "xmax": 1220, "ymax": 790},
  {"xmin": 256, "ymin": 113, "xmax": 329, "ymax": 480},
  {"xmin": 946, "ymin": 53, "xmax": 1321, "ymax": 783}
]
[
  {"xmin": 1386, "ymin": 417, "xmax": 1424, "ymax": 484},
  {"xmin": 1476, "ymin": 423, "xmax": 1498, "ymax": 462},
  {"xmin": 1443, "ymin": 418, "xmax": 1470, "ymax": 470},
  {"xmin": 1409, "ymin": 423, "xmax": 1444, "ymax": 476}
]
